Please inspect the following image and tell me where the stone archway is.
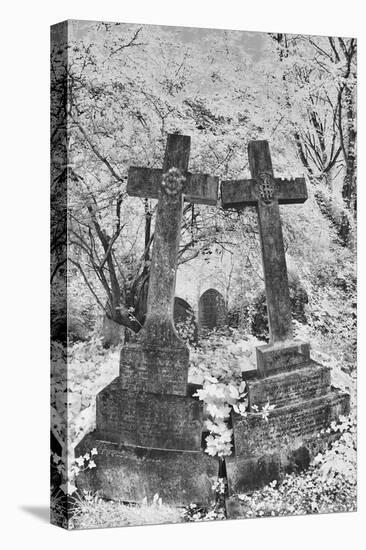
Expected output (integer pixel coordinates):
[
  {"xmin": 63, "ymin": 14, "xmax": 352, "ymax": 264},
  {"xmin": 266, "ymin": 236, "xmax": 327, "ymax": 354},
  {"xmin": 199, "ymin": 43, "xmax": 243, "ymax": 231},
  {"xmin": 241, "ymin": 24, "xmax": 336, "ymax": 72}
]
[{"xmin": 198, "ymin": 289, "xmax": 227, "ymax": 330}]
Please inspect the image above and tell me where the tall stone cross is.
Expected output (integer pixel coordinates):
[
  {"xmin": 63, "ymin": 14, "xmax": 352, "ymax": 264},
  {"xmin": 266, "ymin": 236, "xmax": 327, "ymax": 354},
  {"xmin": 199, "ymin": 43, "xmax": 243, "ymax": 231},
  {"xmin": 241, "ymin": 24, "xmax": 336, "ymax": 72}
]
[
  {"xmin": 128, "ymin": 134, "xmax": 219, "ymax": 346},
  {"xmin": 221, "ymin": 141, "xmax": 309, "ymax": 371},
  {"xmin": 86, "ymin": 134, "xmax": 220, "ymax": 506}
]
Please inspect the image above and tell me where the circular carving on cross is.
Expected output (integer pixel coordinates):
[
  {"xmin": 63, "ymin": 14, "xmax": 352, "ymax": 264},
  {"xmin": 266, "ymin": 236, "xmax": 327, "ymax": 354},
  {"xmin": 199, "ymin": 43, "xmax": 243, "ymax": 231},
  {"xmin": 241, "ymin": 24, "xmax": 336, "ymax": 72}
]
[
  {"xmin": 161, "ymin": 167, "xmax": 186, "ymax": 198},
  {"xmin": 257, "ymin": 172, "xmax": 275, "ymax": 204}
]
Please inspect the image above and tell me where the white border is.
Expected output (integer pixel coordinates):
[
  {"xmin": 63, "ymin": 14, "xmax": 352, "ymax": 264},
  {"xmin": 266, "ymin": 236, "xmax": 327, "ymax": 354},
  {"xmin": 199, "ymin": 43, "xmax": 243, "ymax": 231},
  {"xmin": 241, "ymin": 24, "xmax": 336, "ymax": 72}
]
[{"xmin": 1, "ymin": 1, "xmax": 364, "ymax": 548}]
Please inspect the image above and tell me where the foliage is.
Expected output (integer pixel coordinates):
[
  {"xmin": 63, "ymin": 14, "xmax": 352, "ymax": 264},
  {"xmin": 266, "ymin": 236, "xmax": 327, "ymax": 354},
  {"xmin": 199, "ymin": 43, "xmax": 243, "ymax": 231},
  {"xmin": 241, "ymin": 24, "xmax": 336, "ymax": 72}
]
[
  {"xmin": 182, "ymin": 503, "xmax": 226, "ymax": 523},
  {"xmin": 52, "ymin": 449, "xmax": 98, "ymax": 497},
  {"xmin": 306, "ymin": 257, "xmax": 356, "ymax": 374},
  {"xmin": 50, "ymin": 491, "xmax": 68, "ymax": 529},
  {"xmin": 266, "ymin": 34, "xmax": 356, "ymax": 217},
  {"xmin": 174, "ymin": 313, "xmax": 197, "ymax": 344},
  {"xmin": 51, "ymin": 338, "xmax": 119, "ymax": 449},
  {"xmin": 52, "ymin": 22, "xmax": 260, "ymax": 329},
  {"xmin": 189, "ymin": 330, "xmax": 275, "ymax": 457},
  {"xmin": 52, "ymin": 415, "xmax": 356, "ymax": 527},
  {"xmin": 287, "ymin": 243, "xmax": 357, "ymax": 377},
  {"xmin": 249, "ymin": 273, "xmax": 309, "ymax": 341},
  {"xmin": 52, "ymin": 24, "xmax": 356, "ymax": 327}
]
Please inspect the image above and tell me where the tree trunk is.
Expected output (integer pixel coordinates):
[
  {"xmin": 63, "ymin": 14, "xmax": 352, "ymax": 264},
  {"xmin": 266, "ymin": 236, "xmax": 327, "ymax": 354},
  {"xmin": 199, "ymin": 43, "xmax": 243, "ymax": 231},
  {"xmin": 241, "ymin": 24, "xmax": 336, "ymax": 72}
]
[{"xmin": 342, "ymin": 85, "xmax": 357, "ymax": 214}]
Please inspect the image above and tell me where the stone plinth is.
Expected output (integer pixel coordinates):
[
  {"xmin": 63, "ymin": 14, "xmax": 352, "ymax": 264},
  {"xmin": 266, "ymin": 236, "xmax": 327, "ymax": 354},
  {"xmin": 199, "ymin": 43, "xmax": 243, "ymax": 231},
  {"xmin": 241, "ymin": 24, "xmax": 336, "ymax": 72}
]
[
  {"xmin": 232, "ymin": 389, "xmax": 349, "ymax": 459},
  {"xmin": 76, "ymin": 434, "xmax": 218, "ymax": 506},
  {"xmin": 227, "ymin": 351, "xmax": 351, "ymax": 501},
  {"xmin": 120, "ymin": 342, "xmax": 189, "ymax": 396},
  {"xmin": 247, "ymin": 361, "xmax": 331, "ymax": 409},
  {"xmin": 96, "ymin": 379, "xmax": 203, "ymax": 450},
  {"xmin": 75, "ymin": 135, "xmax": 220, "ymax": 507},
  {"xmin": 221, "ymin": 141, "xmax": 352, "ymax": 515},
  {"xmin": 256, "ymin": 340, "xmax": 310, "ymax": 377}
]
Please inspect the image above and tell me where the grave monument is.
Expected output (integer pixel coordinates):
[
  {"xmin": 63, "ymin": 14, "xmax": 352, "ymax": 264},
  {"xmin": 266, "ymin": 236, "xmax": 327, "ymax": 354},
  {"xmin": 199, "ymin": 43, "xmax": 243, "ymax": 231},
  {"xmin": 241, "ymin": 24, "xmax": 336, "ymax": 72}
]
[
  {"xmin": 77, "ymin": 134, "xmax": 219, "ymax": 505},
  {"xmin": 199, "ymin": 288, "xmax": 227, "ymax": 330},
  {"xmin": 221, "ymin": 141, "xmax": 350, "ymax": 506}
]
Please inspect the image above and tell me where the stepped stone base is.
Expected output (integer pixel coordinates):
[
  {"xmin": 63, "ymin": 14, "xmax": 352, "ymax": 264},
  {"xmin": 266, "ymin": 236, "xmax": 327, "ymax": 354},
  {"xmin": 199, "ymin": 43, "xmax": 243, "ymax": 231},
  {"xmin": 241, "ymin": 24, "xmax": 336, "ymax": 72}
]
[
  {"xmin": 235, "ymin": 389, "xmax": 349, "ymax": 456},
  {"xmin": 97, "ymin": 378, "xmax": 204, "ymax": 450},
  {"xmin": 246, "ymin": 360, "xmax": 331, "ymax": 410},
  {"xmin": 227, "ymin": 389, "xmax": 349, "ymax": 495},
  {"xmin": 76, "ymin": 320, "xmax": 213, "ymax": 507},
  {"xmin": 256, "ymin": 340, "xmax": 310, "ymax": 377},
  {"xmin": 228, "ymin": 341, "xmax": 351, "ymax": 501},
  {"xmin": 76, "ymin": 433, "xmax": 218, "ymax": 506}
]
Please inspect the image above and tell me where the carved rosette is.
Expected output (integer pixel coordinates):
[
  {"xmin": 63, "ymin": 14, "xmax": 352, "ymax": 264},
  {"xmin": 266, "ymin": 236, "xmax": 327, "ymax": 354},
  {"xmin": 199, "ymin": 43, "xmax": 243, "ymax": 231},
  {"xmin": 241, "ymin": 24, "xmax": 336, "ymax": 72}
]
[
  {"xmin": 257, "ymin": 172, "xmax": 275, "ymax": 204},
  {"xmin": 161, "ymin": 167, "xmax": 186, "ymax": 198}
]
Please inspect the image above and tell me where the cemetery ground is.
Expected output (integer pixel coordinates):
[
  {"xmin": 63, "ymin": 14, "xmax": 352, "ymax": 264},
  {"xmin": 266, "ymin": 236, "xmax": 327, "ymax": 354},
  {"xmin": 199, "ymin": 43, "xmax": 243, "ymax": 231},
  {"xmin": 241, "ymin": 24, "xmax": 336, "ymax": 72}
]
[
  {"xmin": 50, "ymin": 136, "xmax": 357, "ymax": 529},
  {"xmin": 51, "ymin": 319, "xmax": 356, "ymax": 529}
]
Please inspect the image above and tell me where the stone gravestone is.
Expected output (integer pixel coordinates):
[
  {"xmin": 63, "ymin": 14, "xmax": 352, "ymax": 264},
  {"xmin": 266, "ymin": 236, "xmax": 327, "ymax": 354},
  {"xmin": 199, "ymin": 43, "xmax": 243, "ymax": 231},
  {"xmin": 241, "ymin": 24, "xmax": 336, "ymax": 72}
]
[
  {"xmin": 221, "ymin": 141, "xmax": 350, "ymax": 508},
  {"xmin": 199, "ymin": 288, "xmax": 227, "ymax": 330},
  {"xmin": 77, "ymin": 134, "xmax": 219, "ymax": 505}
]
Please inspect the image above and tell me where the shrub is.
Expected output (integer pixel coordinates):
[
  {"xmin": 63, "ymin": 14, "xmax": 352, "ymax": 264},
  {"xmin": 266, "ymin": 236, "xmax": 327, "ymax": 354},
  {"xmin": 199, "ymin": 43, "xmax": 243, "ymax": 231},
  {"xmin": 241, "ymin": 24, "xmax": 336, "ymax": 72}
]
[{"xmin": 189, "ymin": 329, "xmax": 275, "ymax": 457}]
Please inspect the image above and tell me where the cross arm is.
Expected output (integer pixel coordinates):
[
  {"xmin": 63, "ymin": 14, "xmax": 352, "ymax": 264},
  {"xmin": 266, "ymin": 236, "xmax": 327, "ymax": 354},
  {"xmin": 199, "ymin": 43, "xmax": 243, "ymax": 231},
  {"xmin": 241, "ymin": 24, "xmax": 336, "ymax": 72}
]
[
  {"xmin": 127, "ymin": 166, "xmax": 219, "ymax": 205},
  {"xmin": 127, "ymin": 166, "xmax": 161, "ymax": 200},
  {"xmin": 275, "ymin": 177, "xmax": 307, "ymax": 204},
  {"xmin": 221, "ymin": 177, "xmax": 307, "ymax": 209},
  {"xmin": 221, "ymin": 178, "xmax": 257, "ymax": 208}
]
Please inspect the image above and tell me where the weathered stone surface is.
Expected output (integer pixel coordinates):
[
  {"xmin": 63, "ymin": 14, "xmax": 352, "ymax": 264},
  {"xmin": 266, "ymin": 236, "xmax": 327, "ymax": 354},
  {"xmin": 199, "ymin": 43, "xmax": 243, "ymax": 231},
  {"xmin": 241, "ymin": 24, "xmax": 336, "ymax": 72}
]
[
  {"xmin": 256, "ymin": 340, "xmax": 310, "ymax": 377},
  {"xmin": 140, "ymin": 135, "xmax": 191, "ymax": 346},
  {"xmin": 77, "ymin": 135, "xmax": 220, "ymax": 506},
  {"xmin": 232, "ymin": 390, "xmax": 349, "ymax": 457},
  {"xmin": 199, "ymin": 288, "xmax": 227, "ymax": 330},
  {"xmin": 221, "ymin": 177, "xmax": 307, "ymax": 208},
  {"xmin": 120, "ymin": 343, "xmax": 189, "ymax": 396},
  {"xmin": 76, "ymin": 434, "xmax": 218, "ymax": 506},
  {"xmin": 96, "ymin": 379, "xmax": 203, "ymax": 450},
  {"xmin": 121, "ymin": 133, "xmax": 219, "ymax": 380},
  {"xmin": 226, "ymin": 389, "xmax": 350, "ymax": 495},
  {"xmin": 221, "ymin": 140, "xmax": 307, "ymax": 344},
  {"xmin": 128, "ymin": 167, "xmax": 219, "ymax": 206},
  {"xmin": 226, "ymin": 454, "xmax": 281, "ymax": 494},
  {"xmin": 127, "ymin": 134, "xmax": 219, "ymax": 348},
  {"xmin": 247, "ymin": 361, "xmax": 331, "ymax": 409},
  {"xmin": 221, "ymin": 140, "xmax": 351, "ymax": 504}
]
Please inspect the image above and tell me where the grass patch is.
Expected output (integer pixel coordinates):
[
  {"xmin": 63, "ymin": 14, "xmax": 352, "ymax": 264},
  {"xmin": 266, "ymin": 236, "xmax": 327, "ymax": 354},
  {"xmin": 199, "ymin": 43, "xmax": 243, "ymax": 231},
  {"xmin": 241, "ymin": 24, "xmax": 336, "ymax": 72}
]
[{"xmin": 70, "ymin": 494, "xmax": 183, "ymax": 529}]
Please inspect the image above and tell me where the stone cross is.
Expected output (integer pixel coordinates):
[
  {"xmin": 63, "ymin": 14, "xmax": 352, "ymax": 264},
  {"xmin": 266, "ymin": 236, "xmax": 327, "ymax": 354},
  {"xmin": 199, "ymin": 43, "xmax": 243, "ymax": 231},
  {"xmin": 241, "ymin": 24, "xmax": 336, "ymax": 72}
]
[
  {"xmin": 221, "ymin": 140, "xmax": 307, "ymax": 344},
  {"xmin": 128, "ymin": 134, "xmax": 219, "ymax": 345}
]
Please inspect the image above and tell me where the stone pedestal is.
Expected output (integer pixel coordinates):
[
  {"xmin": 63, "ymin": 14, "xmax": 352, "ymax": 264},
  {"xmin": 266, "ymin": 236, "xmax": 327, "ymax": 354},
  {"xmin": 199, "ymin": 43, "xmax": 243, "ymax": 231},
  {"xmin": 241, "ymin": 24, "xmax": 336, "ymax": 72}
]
[
  {"xmin": 76, "ymin": 135, "xmax": 220, "ymax": 507},
  {"xmin": 119, "ymin": 342, "xmax": 189, "ymax": 395},
  {"xmin": 76, "ymin": 434, "xmax": 217, "ymax": 506},
  {"xmin": 96, "ymin": 378, "xmax": 203, "ymax": 450},
  {"xmin": 226, "ymin": 342, "xmax": 350, "ymax": 505},
  {"xmin": 76, "ymin": 340, "xmax": 218, "ymax": 505}
]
